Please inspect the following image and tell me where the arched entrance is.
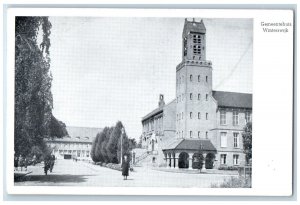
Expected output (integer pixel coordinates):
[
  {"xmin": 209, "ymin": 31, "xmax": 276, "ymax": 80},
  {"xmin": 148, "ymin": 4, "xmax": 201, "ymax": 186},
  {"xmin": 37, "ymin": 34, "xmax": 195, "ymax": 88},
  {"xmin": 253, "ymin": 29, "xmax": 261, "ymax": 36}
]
[
  {"xmin": 205, "ymin": 153, "xmax": 216, "ymax": 169},
  {"xmin": 178, "ymin": 152, "xmax": 189, "ymax": 168},
  {"xmin": 192, "ymin": 153, "xmax": 204, "ymax": 169}
]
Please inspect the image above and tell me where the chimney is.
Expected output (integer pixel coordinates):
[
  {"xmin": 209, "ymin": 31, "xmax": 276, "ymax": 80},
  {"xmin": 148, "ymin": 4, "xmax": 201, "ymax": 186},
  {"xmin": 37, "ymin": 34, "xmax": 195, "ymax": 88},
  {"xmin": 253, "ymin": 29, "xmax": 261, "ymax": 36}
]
[{"xmin": 158, "ymin": 94, "xmax": 165, "ymax": 107}]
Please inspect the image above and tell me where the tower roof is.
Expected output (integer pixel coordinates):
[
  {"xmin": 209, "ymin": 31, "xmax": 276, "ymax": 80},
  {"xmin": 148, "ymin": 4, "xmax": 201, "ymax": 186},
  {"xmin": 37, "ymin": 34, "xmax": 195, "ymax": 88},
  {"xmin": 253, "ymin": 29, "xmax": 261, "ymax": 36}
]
[{"xmin": 182, "ymin": 18, "xmax": 206, "ymax": 37}]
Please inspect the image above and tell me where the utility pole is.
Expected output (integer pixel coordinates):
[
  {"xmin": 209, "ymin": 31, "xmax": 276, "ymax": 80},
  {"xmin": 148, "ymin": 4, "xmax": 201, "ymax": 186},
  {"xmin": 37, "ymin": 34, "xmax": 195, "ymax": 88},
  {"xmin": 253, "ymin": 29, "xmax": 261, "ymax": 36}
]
[{"xmin": 120, "ymin": 127, "xmax": 125, "ymax": 165}]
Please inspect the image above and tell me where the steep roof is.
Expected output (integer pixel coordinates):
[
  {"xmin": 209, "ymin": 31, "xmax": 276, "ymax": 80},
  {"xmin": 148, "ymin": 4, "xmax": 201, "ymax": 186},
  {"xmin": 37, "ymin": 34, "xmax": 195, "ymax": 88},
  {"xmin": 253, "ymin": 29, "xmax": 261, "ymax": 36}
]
[
  {"xmin": 183, "ymin": 19, "xmax": 206, "ymax": 37},
  {"xmin": 212, "ymin": 90, "xmax": 252, "ymax": 109},
  {"xmin": 163, "ymin": 139, "xmax": 217, "ymax": 152},
  {"xmin": 47, "ymin": 126, "xmax": 102, "ymax": 143}
]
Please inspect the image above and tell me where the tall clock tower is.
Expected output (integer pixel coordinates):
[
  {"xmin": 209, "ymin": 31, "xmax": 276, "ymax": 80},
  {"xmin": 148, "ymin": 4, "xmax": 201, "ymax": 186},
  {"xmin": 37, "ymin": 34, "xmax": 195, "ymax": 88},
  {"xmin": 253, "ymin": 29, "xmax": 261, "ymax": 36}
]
[{"xmin": 175, "ymin": 19, "xmax": 215, "ymax": 139}]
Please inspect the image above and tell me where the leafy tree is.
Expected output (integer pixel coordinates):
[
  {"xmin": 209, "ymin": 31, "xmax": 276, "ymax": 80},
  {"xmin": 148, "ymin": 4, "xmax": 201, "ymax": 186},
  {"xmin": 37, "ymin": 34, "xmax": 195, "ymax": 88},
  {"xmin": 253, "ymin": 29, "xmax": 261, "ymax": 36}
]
[
  {"xmin": 242, "ymin": 121, "xmax": 252, "ymax": 163},
  {"xmin": 15, "ymin": 17, "xmax": 67, "ymax": 157}
]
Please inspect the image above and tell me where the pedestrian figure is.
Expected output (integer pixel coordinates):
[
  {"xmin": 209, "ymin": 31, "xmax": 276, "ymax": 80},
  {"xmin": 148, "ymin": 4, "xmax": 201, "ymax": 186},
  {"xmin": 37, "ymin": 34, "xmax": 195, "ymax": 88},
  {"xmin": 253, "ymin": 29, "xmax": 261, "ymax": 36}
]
[
  {"xmin": 18, "ymin": 155, "xmax": 24, "ymax": 171},
  {"xmin": 44, "ymin": 155, "xmax": 51, "ymax": 175},
  {"xmin": 14, "ymin": 155, "xmax": 19, "ymax": 171},
  {"xmin": 50, "ymin": 155, "xmax": 55, "ymax": 173},
  {"xmin": 121, "ymin": 155, "xmax": 130, "ymax": 180}
]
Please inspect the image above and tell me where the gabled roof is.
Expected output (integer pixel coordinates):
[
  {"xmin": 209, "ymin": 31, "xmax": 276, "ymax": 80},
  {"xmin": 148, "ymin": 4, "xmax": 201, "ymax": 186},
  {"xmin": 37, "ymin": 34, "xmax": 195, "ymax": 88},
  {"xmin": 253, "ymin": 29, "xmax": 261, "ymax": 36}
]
[
  {"xmin": 212, "ymin": 90, "xmax": 252, "ymax": 109},
  {"xmin": 163, "ymin": 139, "xmax": 217, "ymax": 152}
]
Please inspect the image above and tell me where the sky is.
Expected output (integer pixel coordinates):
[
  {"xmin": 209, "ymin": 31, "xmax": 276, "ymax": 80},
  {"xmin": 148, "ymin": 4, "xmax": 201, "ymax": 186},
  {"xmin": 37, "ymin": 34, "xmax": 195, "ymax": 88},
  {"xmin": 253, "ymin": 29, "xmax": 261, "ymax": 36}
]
[{"xmin": 48, "ymin": 17, "xmax": 253, "ymax": 140}]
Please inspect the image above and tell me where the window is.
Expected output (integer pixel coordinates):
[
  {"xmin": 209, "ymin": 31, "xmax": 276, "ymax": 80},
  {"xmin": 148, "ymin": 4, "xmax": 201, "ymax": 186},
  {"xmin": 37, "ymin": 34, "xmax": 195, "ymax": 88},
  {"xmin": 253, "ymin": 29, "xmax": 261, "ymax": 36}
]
[
  {"xmin": 198, "ymin": 112, "xmax": 201, "ymax": 119},
  {"xmin": 182, "ymin": 112, "xmax": 184, "ymax": 119},
  {"xmin": 245, "ymin": 112, "xmax": 251, "ymax": 123},
  {"xmin": 220, "ymin": 132, "xmax": 227, "ymax": 147},
  {"xmin": 206, "ymin": 94, "xmax": 208, "ymax": 101},
  {"xmin": 193, "ymin": 45, "xmax": 201, "ymax": 55},
  {"xmin": 184, "ymin": 38, "xmax": 187, "ymax": 56},
  {"xmin": 190, "ymin": 93, "xmax": 193, "ymax": 100},
  {"xmin": 206, "ymin": 131, "xmax": 208, "ymax": 139},
  {"xmin": 193, "ymin": 34, "xmax": 201, "ymax": 44},
  {"xmin": 190, "ymin": 75, "xmax": 193, "ymax": 82},
  {"xmin": 182, "ymin": 131, "xmax": 183, "ymax": 138},
  {"xmin": 198, "ymin": 75, "xmax": 200, "ymax": 82},
  {"xmin": 198, "ymin": 93, "xmax": 201, "ymax": 100},
  {"xmin": 206, "ymin": 113, "xmax": 208, "ymax": 120},
  {"xmin": 233, "ymin": 154, "xmax": 239, "ymax": 165},
  {"xmin": 198, "ymin": 131, "xmax": 200, "ymax": 138},
  {"xmin": 221, "ymin": 154, "xmax": 227, "ymax": 165},
  {"xmin": 206, "ymin": 76, "xmax": 208, "ymax": 82},
  {"xmin": 190, "ymin": 112, "xmax": 192, "ymax": 119},
  {"xmin": 190, "ymin": 131, "xmax": 193, "ymax": 138},
  {"xmin": 233, "ymin": 111, "xmax": 239, "ymax": 126},
  {"xmin": 233, "ymin": 133, "xmax": 239, "ymax": 148},
  {"xmin": 220, "ymin": 110, "xmax": 226, "ymax": 125}
]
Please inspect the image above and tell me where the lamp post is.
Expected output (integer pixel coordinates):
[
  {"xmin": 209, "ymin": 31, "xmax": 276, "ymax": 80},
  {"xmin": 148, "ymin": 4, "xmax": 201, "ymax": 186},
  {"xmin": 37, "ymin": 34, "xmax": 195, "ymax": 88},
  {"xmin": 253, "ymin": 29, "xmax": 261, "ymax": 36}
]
[{"xmin": 120, "ymin": 127, "xmax": 125, "ymax": 165}]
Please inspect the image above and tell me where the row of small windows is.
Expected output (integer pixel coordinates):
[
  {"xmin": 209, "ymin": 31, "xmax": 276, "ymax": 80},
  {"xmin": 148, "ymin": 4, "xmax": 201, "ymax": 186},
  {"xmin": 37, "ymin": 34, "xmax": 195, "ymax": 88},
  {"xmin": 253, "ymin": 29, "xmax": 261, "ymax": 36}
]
[
  {"xmin": 220, "ymin": 154, "xmax": 240, "ymax": 165},
  {"xmin": 176, "ymin": 112, "xmax": 208, "ymax": 121},
  {"xmin": 220, "ymin": 132, "xmax": 240, "ymax": 148},
  {"xmin": 176, "ymin": 131, "xmax": 208, "ymax": 139},
  {"xmin": 193, "ymin": 34, "xmax": 202, "ymax": 44},
  {"xmin": 220, "ymin": 110, "xmax": 252, "ymax": 126},
  {"xmin": 176, "ymin": 75, "xmax": 208, "ymax": 85},
  {"xmin": 177, "ymin": 93, "xmax": 209, "ymax": 103}
]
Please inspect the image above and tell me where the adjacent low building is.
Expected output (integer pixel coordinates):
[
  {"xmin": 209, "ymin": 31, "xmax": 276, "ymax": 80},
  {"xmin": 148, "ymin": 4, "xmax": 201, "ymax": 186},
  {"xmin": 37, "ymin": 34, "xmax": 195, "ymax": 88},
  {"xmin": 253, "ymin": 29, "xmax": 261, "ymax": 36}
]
[{"xmin": 46, "ymin": 126, "xmax": 102, "ymax": 161}]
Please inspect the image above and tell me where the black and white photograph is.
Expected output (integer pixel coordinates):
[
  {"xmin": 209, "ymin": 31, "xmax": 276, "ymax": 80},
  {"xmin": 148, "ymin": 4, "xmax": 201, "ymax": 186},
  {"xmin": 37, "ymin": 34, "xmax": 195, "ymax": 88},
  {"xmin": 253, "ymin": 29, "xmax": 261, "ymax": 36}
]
[
  {"xmin": 13, "ymin": 16, "xmax": 253, "ymax": 188},
  {"xmin": 4, "ymin": 7, "xmax": 294, "ymax": 197}
]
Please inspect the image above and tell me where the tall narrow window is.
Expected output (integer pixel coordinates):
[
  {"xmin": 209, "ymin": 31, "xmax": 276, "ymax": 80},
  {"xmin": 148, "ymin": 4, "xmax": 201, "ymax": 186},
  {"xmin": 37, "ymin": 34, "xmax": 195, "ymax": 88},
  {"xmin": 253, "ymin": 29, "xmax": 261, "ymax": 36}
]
[
  {"xmin": 233, "ymin": 111, "xmax": 239, "ymax": 126},
  {"xmin": 198, "ymin": 93, "xmax": 201, "ymax": 100},
  {"xmin": 190, "ymin": 112, "xmax": 192, "ymax": 119},
  {"xmin": 206, "ymin": 76, "xmax": 208, "ymax": 82},
  {"xmin": 182, "ymin": 112, "xmax": 184, "ymax": 119},
  {"xmin": 220, "ymin": 110, "xmax": 226, "ymax": 125},
  {"xmin": 206, "ymin": 131, "xmax": 208, "ymax": 139},
  {"xmin": 198, "ymin": 131, "xmax": 200, "ymax": 138},
  {"xmin": 245, "ymin": 112, "xmax": 251, "ymax": 123},
  {"xmin": 190, "ymin": 131, "xmax": 193, "ymax": 138},
  {"xmin": 233, "ymin": 133, "xmax": 239, "ymax": 148},
  {"xmin": 206, "ymin": 113, "xmax": 208, "ymax": 120},
  {"xmin": 198, "ymin": 75, "xmax": 200, "ymax": 82},
  {"xmin": 198, "ymin": 112, "xmax": 201, "ymax": 119},
  {"xmin": 221, "ymin": 154, "xmax": 227, "ymax": 165},
  {"xmin": 233, "ymin": 154, "xmax": 239, "ymax": 165},
  {"xmin": 220, "ymin": 132, "xmax": 227, "ymax": 147},
  {"xmin": 190, "ymin": 93, "xmax": 193, "ymax": 100},
  {"xmin": 206, "ymin": 94, "xmax": 208, "ymax": 101},
  {"xmin": 190, "ymin": 75, "xmax": 193, "ymax": 82},
  {"xmin": 183, "ymin": 38, "xmax": 187, "ymax": 56}
]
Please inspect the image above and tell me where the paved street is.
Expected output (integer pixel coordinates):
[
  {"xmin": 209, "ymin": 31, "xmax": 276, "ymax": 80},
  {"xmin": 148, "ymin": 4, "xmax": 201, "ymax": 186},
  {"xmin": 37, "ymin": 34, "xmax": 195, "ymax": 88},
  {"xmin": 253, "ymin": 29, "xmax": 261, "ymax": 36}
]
[{"xmin": 15, "ymin": 159, "xmax": 236, "ymax": 187}]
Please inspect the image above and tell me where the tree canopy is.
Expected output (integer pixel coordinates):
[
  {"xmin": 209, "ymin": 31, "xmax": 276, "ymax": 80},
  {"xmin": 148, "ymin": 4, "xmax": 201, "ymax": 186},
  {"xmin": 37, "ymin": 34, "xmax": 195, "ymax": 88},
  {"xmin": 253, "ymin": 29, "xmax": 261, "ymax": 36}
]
[
  {"xmin": 15, "ymin": 17, "xmax": 67, "ymax": 157},
  {"xmin": 91, "ymin": 121, "xmax": 137, "ymax": 164},
  {"xmin": 242, "ymin": 121, "xmax": 252, "ymax": 163}
]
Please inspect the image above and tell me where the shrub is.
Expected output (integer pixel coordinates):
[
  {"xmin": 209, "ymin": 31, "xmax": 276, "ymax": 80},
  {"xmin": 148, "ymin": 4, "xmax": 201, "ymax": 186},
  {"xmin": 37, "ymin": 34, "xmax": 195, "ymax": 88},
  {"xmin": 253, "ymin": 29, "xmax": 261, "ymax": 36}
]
[
  {"xmin": 211, "ymin": 176, "xmax": 251, "ymax": 188},
  {"xmin": 218, "ymin": 166, "xmax": 239, "ymax": 171}
]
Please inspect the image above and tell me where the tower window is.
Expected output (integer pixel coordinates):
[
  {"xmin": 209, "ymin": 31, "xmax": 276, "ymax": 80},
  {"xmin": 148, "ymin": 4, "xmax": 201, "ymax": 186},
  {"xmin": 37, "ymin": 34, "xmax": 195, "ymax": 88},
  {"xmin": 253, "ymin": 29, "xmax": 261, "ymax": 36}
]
[
  {"xmin": 198, "ymin": 75, "xmax": 200, "ymax": 82},
  {"xmin": 193, "ymin": 45, "xmax": 201, "ymax": 55},
  {"xmin": 206, "ymin": 94, "xmax": 208, "ymax": 101},
  {"xmin": 198, "ymin": 93, "xmax": 201, "ymax": 100},
  {"xmin": 190, "ymin": 75, "xmax": 193, "ymax": 82},
  {"xmin": 190, "ymin": 112, "xmax": 192, "ymax": 119},
  {"xmin": 190, "ymin": 131, "xmax": 193, "ymax": 138},
  {"xmin": 206, "ymin": 131, "xmax": 208, "ymax": 139},
  {"xmin": 206, "ymin": 113, "xmax": 208, "ymax": 120},
  {"xmin": 190, "ymin": 93, "xmax": 193, "ymax": 100},
  {"xmin": 198, "ymin": 131, "xmax": 200, "ymax": 138},
  {"xmin": 193, "ymin": 34, "xmax": 202, "ymax": 44},
  {"xmin": 182, "ymin": 112, "xmax": 184, "ymax": 119},
  {"xmin": 206, "ymin": 76, "xmax": 208, "ymax": 82},
  {"xmin": 198, "ymin": 112, "xmax": 201, "ymax": 119}
]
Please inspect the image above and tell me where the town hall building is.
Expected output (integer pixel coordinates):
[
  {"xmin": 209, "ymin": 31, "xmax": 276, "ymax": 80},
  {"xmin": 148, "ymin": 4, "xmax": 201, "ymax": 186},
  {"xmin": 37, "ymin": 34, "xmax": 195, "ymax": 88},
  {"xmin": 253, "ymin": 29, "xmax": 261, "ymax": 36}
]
[{"xmin": 141, "ymin": 19, "xmax": 252, "ymax": 170}]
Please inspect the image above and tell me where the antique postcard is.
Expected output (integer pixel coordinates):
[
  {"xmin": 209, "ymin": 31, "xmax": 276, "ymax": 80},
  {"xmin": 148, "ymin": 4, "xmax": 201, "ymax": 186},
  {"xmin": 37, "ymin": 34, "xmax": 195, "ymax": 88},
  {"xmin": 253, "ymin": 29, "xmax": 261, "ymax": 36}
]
[{"xmin": 4, "ymin": 8, "xmax": 294, "ymax": 196}]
